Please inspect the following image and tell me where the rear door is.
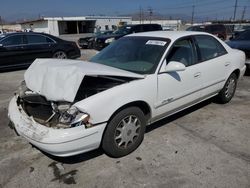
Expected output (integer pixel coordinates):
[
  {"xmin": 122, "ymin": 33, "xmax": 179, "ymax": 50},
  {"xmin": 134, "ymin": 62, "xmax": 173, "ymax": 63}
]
[
  {"xmin": 0, "ymin": 34, "xmax": 29, "ymax": 68},
  {"xmin": 25, "ymin": 34, "xmax": 55, "ymax": 62},
  {"xmin": 193, "ymin": 35, "xmax": 229, "ymax": 97}
]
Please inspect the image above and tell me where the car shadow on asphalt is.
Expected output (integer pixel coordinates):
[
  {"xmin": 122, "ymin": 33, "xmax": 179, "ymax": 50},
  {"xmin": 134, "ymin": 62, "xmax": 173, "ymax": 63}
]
[
  {"xmin": 0, "ymin": 66, "xmax": 28, "ymax": 73},
  {"xmin": 245, "ymin": 69, "xmax": 250, "ymax": 76},
  {"xmin": 45, "ymin": 98, "xmax": 213, "ymax": 164},
  {"xmin": 37, "ymin": 146, "xmax": 104, "ymax": 164}
]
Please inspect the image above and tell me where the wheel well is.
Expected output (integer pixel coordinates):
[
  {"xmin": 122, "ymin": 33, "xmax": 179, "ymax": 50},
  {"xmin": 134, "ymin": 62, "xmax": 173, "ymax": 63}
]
[
  {"xmin": 108, "ymin": 101, "xmax": 151, "ymax": 124},
  {"xmin": 232, "ymin": 69, "xmax": 240, "ymax": 79}
]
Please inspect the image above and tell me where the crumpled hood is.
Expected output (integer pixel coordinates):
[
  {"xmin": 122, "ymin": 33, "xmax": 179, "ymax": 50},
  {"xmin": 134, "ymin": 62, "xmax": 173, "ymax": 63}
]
[{"xmin": 24, "ymin": 59, "xmax": 144, "ymax": 102}]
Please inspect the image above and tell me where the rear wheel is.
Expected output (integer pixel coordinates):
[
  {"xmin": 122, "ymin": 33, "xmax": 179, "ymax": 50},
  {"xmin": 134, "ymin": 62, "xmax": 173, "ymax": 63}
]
[
  {"xmin": 217, "ymin": 73, "xmax": 237, "ymax": 103},
  {"xmin": 53, "ymin": 51, "xmax": 67, "ymax": 59},
  {"xmin": 102, "ymin": 107, "xmax": 146, "ymax": 158}
]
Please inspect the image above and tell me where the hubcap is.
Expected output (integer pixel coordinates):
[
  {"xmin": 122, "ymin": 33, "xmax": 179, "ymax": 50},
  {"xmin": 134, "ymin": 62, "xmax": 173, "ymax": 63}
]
[
  {"xmin": 115, "ymin": 115, "xmax": 141, "ymax": 149},
  {"xmin": 53, "ymin": 51, "xmax": 67, "ymax": 59},
  {"xmin": 225, "ymin": 78, "xmax": 236, "ymax": 98}
]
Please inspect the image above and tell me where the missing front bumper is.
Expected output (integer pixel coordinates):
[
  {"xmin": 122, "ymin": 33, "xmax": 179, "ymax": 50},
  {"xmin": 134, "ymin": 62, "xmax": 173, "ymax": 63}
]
[{"xmin": 8, "ymin": 96, "xmax": 107, "ymax": 156}]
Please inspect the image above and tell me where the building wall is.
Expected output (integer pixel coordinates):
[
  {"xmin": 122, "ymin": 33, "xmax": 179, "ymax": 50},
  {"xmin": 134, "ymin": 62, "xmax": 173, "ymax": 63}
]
[
  {"xmin": 21, "ymin": 20, "xmax": 49, "ymax": 33},
  {"xmin": 1, "ymin": 24, "xmax": 21, "ymax": 32},
  {"xmin": 95, "ymin": 18, "xmax": 132, "ymax": 31},
  {"xmin": 20, "ymin": 16, "xmax": 132, "ymax": 41},
  {"xmin": 48, "ymin": 20, "xmax": 59, "ymax": 36}
]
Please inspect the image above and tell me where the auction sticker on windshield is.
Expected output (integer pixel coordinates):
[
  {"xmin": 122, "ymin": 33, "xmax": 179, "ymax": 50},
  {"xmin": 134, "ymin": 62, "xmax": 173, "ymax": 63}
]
[{"xmin": 146, "ymin": 40, "xmax": 167, "ymax": 46}]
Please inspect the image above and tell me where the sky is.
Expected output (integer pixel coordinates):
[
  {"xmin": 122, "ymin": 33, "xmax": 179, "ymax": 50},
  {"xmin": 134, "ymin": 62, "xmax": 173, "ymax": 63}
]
[{"xmin": 1, "ymin": 0, "xmax": 250, "ymax": 22}]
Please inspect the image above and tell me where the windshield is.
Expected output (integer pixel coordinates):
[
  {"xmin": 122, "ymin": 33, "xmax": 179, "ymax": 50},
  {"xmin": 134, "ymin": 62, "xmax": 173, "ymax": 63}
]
[
  {"xmin": 113, "ymin": 26, "xmax": 132, "ymax": 35},
  {"xmin": 94, "ymin": 31, "xmax": 112, "ymax": 37},
  {"xmin": 0, "ymin": 34, "xmax": 5, "ymax": 40},
  {"xmin": 91, "ymin": 36, "xmax": 170, "ymax": 74},
  {"xmin": 187, "ymin": 26, "xmax": 204, "ymax": 31},
  {"xmin": 235, "ymin": 30, "xmax": 250, "ymax": 40}
]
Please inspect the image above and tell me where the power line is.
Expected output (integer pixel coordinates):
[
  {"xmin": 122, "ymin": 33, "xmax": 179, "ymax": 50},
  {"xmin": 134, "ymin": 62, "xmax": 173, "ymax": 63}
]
[
  {"xmin": 233, "ymin": 0, "xmax": 238, "ymax": 20},
  {"xmin": 148, "ymin": 7, "xmax": 153, "ymax": 23},
  {"xmin": 191, "ymin": 5, "xmax": 195, "ymax": 25},
  {"xmin": 241, "ymin": 6, "xmax": 247, "ymax": 20}
]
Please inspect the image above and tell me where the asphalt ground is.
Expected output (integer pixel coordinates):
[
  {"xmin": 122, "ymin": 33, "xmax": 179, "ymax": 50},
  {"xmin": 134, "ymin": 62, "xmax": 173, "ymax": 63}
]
[{"xmin": 0, "ymin": 52, "xmax": 249, "ymax": 188}]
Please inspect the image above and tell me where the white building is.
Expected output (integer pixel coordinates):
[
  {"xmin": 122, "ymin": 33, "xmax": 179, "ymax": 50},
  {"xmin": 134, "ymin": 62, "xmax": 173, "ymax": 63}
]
[
  {"xmin": 132, "ymin": 19, "xmax": 182, "ymax": 31},
  {"xmin": 20, "ymin": 16, "xmax": 132, "ymax": 37}
]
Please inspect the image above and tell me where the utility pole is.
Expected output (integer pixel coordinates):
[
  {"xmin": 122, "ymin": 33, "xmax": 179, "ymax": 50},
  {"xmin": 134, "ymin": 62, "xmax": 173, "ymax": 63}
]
[
  {"xmin": 191, "ymin": 5, "xmax": 195, "ymax": 25},
  {"xmin": 233, "ymin": 0, "xmax": 238, "ymax": 21},
  {"xmin": 148, "ymin": 7, "xmax": 153, "ymax": 24},
  {"xmin": 141, "ymin": 8, "xmax": 144, "ymax": 23},
  {"xmin": 139, "ymin": 6, "xmax": 142, "ymax": 24},
  {"xmin": 0, "ymin": 16, "xmax": 3, "ymax": 31},
  {"xmin": 241, "ymin": 6, "xmax": 246, "ymax": 21}
]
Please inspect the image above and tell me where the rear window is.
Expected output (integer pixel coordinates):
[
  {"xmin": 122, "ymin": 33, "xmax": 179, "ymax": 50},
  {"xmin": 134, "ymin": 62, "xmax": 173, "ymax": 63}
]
[{"xmin": 206, "ymin": 25, "xmax": 225, "ymax": 32}]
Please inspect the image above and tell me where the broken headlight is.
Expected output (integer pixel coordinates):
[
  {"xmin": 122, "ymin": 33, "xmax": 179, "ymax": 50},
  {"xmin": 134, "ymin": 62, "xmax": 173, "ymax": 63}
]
[
  {"xmin": 18, "ymin": 80, "xmax": 28, "ymax": 97},
  {"xmin": 59, "ymin": 106, "xmax": 91, "ymax": 128}
]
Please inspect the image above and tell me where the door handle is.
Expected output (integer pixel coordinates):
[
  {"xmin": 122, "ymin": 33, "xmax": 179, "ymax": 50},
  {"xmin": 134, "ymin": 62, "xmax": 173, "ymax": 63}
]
[
  {"xmin": 194, "ymin": 72, "xmax": 201, "ymax": 78},
  {"xmin": 225, "ymin": 62, "xmax": 230, "ymax": 67}
]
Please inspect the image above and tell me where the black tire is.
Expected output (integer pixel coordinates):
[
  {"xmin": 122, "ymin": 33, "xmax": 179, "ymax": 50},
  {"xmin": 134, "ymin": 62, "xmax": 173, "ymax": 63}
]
[
  {"xmin": 102, "ymin": 107, "xmax": 146, "ymax": 158},
  {"xmin": 217, "ymin": 73, "xmax": 237, "ymax": 104}
]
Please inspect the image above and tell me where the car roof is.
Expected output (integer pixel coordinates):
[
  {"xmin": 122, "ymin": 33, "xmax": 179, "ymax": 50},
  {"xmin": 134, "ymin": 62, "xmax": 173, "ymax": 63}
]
[
  {"xmin": 0, "ymin": 32, "xmax": 61, "ymax": 41},
  {"xmin": 1, "ymin": 32, "xmax": 52, "ymax": 37},
  {"xmin": 123, "ymin": 24, "xmax": 161, "ymax": 27},
  {"xmin": 126, "ymin": 31, "xmax": 213, "ymax": 41}
]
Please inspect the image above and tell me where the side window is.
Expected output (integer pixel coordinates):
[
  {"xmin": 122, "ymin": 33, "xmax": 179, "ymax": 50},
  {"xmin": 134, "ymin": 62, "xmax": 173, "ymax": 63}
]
[
  {"xmin": 133, "ymin": 26, "xmax": 141, "ymax": 33},
  {"xmin": 195, "ymin": 35, "xmax": 227, "ymax": 62},
  {"xmin": 27, "ymin": 35, "xmax": 47, "ymax": 44},
  {"xmin": 142, "ymin": 25, "xmax": 151, "ymax": 32},
  {"xmin": 46, "ymin": 37, "xmax": 55, "ymax": 43},
  {"xmin": 2, "ymin": 35, "xmax": 23, "ymax": 46},
  {"xmin": 167, "ymin": 39, "xmax": 195, "ymax": 67}
]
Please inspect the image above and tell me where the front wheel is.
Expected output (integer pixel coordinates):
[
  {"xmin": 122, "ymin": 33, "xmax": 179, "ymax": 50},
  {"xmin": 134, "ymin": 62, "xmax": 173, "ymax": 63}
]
[
  {"xmin": 53, "ymin": 51, "xmax": 67, "ymax": 59},
  {"xmin": 217, "ymin": 73, "xmax": 237, "ymax": 103},
  {"xmin": 102, "ymin": 107, "xmax": 146, "ymax": 158}
]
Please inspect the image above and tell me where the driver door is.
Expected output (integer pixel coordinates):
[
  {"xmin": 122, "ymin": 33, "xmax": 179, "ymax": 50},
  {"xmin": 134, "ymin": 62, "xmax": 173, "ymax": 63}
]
[
  {"xmin": 0, "ymin": 34, "xmax": 29, "ymax": 68},
  {"xmin": 154, "ymin": 37, "xmax": 204, "ymax": 120}
]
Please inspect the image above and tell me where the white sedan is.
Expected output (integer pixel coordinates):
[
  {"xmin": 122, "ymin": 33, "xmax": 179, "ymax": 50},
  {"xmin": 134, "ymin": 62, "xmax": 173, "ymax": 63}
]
[{"xmin": 8, "ymin": 31, "xmax": 246, "ymax": 158}]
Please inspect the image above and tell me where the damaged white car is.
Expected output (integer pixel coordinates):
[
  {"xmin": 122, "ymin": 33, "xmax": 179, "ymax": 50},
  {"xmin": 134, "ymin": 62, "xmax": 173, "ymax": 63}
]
[{"xmin": 8, "ymin": 31, "xmax": 246, "ymax": 157}]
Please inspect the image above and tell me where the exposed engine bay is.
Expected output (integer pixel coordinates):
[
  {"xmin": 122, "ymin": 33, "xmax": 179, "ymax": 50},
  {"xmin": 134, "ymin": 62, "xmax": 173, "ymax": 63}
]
[{"xmin": 17, "ymin": 75, "xmax": 135, "ymax": 128}]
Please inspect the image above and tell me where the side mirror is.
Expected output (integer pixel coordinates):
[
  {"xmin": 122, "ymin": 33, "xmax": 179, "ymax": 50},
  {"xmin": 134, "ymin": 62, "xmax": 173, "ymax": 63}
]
[{"xmin": 160, "ymin": 60, "xmax": 186, "ymax": 73}]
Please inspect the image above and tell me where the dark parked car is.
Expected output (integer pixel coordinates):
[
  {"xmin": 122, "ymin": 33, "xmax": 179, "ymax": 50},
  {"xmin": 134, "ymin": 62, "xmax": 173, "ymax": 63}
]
[
  {"xmin": 227, "ymin": 29, "xmax": 250, "ymax": 69},
  {"xmin": 93, "ymin": 24, "xmax": 162, "ymax": 50},
  {"xmin": 0, "ymin": 32, "xmax": 80, "ymax": 70},
  {"xmin": 232, "ymin": 25, "xmax": 250, "ymax": 39},
  {"xmin": 187, "ymin": 24, "xmax": 227, "ymax": 40},
  {"xmin": 78, "ymin": 30, "xmax": 113, "ymax": 49}
]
